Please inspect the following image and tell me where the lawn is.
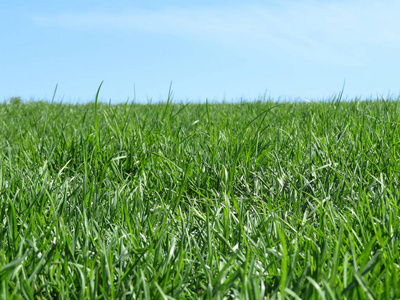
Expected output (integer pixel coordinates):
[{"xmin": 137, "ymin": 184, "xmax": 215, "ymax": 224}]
[{"xmin": 0, "ymin": 94, "xmax": 399, "ymax": 299}]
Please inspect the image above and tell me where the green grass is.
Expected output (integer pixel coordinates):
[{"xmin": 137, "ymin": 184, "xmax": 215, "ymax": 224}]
[{"xmin": 0, "ymin": 95, "xmax": 399, "ymax": 299}]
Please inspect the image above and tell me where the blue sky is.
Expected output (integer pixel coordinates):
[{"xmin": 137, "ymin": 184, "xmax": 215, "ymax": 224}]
[{"xmin": 1, "ymin": 0, "xmax": 400, "ymax": 103}]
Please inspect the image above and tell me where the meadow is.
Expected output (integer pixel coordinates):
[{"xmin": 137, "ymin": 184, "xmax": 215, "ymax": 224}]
[{"xmin": 0, "ymin": 93, "xmax": 399, "ymax": 299}]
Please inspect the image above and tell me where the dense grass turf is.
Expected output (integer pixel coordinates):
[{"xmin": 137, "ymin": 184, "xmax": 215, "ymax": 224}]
[{"xmin": 0, "ymin": 95, "xmax": 399, "ymax": 299}]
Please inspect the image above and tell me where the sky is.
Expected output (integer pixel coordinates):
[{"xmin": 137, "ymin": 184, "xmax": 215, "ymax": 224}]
[{"xmin": 1, "ymin": 0, "xmax": 400, "ymax": 103}]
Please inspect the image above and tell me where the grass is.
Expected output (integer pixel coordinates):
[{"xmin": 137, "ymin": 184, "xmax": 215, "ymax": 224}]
[{"xmin": 0, "ymin": 95, "xmax": 399, "ymax": 299}]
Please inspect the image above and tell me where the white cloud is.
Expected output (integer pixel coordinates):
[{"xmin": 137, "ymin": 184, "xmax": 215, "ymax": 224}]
[{"xmin": 31, "ymin": 1, "xmax": 400, "ymax": 66}]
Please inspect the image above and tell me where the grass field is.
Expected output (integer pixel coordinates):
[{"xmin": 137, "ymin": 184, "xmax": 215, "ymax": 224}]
[{"xmin": 1, "ymin": 94, "xmax": 399, "ymax": 299}]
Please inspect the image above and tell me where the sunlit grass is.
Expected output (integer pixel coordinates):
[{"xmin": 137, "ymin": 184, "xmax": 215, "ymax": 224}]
[{"xmin": 1, "ymin": 95, "xmax": 399, "ymax": 299}]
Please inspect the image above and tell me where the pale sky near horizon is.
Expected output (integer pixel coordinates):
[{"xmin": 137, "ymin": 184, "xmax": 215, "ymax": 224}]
[{"xmin": 1, "ymin": 0, "xmax": 400, "ymax": 103}]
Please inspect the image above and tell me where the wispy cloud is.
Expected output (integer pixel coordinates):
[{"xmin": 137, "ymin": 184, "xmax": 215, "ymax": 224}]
[{"xmin": 31, "ymin": 1, "xmax": 400, "ymax": 66}]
